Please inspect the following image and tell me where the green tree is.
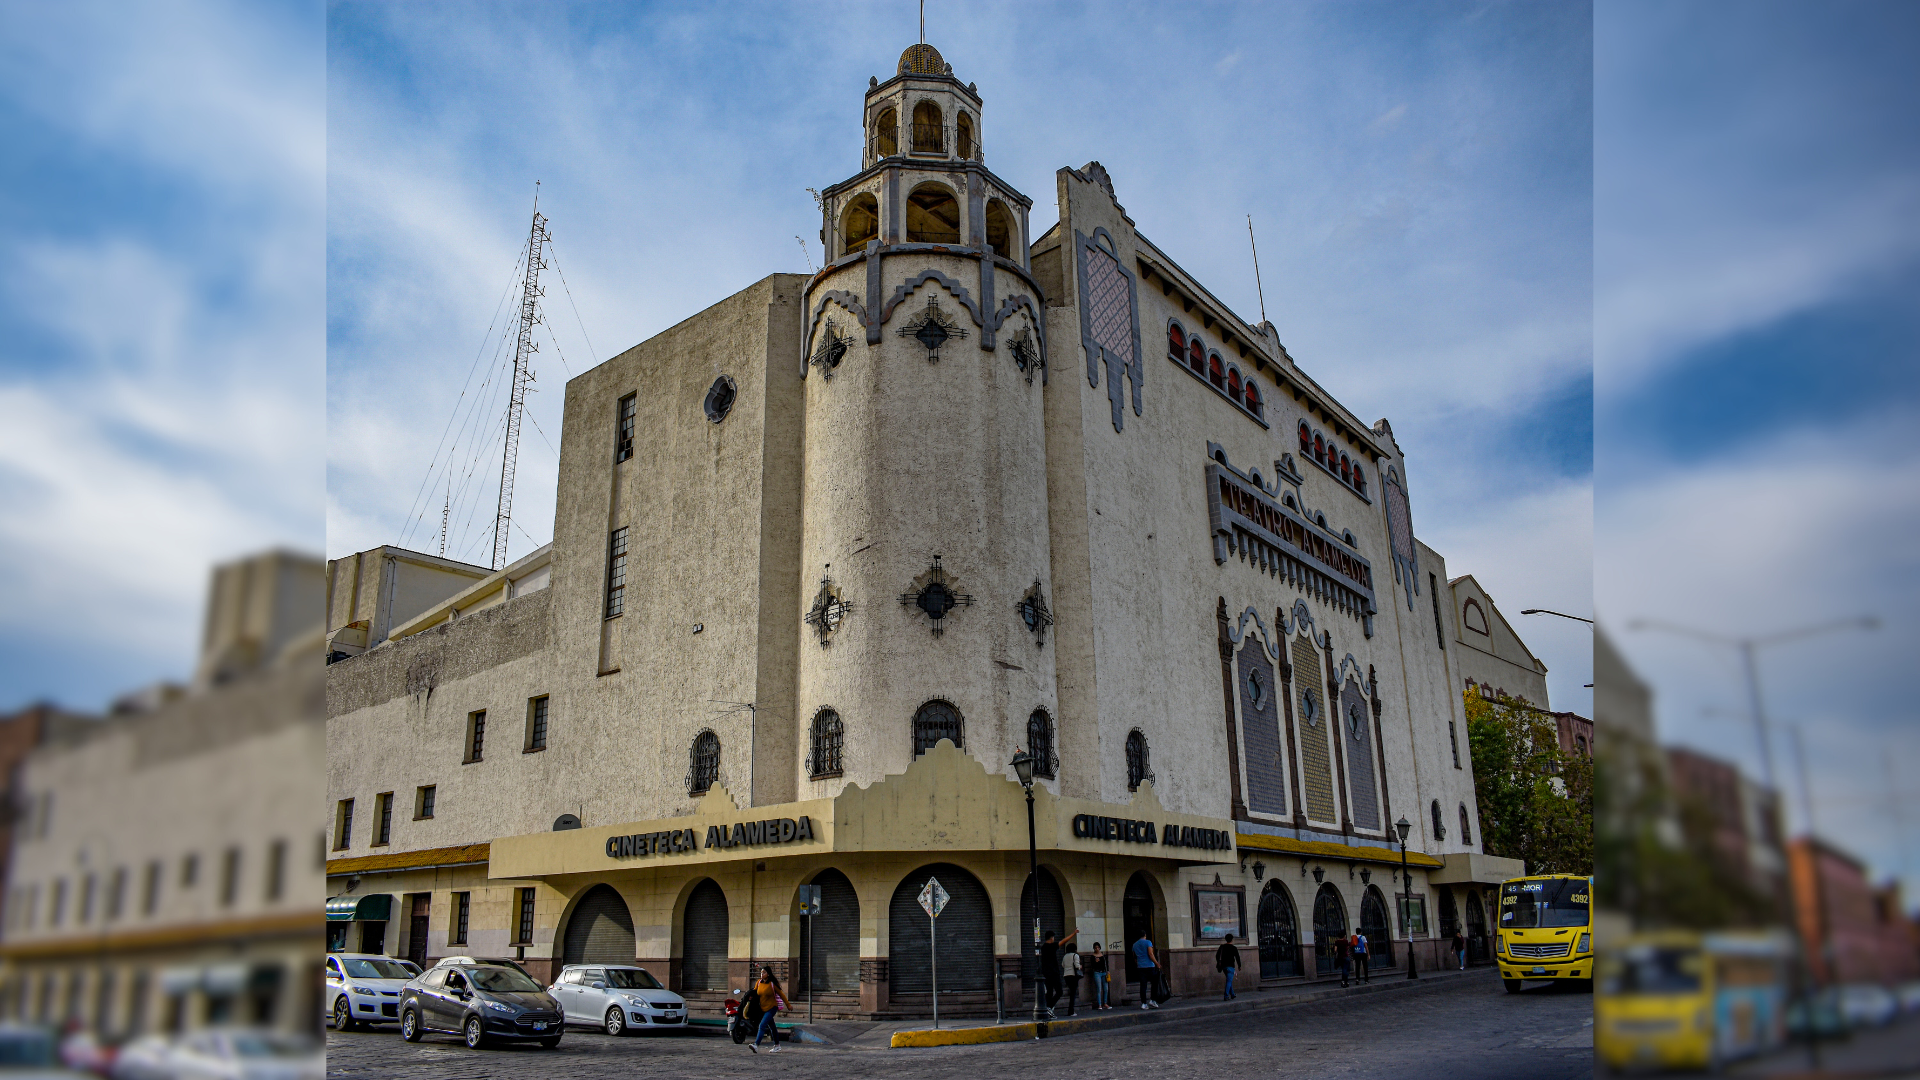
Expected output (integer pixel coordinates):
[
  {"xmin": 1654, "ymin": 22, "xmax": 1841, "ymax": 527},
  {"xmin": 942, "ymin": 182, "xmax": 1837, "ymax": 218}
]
[{"xmin": 1465, "ymin": 690, "xmax": 1593, "ymax": 875}]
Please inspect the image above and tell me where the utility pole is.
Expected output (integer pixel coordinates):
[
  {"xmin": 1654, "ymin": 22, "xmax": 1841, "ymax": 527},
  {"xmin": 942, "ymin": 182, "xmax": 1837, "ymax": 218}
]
[{"xmin": 493, "ymin": 185, "xmax": 549, "ymax": 571}]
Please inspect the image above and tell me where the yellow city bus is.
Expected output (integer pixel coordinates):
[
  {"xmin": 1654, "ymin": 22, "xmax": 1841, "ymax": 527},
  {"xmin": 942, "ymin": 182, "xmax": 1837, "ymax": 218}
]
[
  {"xmin": 1594, "ymin": 931, "xmax": 1790, "ymax": 1073},
  {"xmin": 1495, "ymin": 874, "xmax": 1592, "ymax": 993}
]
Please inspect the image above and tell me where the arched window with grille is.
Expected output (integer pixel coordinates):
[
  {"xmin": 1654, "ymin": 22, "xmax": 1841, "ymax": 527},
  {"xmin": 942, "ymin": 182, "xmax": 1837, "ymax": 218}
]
[
  {"xmin": 1430, "ymin": 799, "xmax": 1446, "ymax": 841},
  {"xmin": 1027, "ymin": 709, "xmax": 1056, "ymax": 779},
  {"xmin": 1208, "ymin": 353, "xmax": 1225, "ymax": 389},
  {"xmin": 809, "ymin": 709, "xmax": 844, "ymax": 779},
  {"xmin": 687, "ymin": 731, "xmax": 721, "ymax": 796},
  {"xmin": 1125, "ymin": 729, "xmax": 1152, "ymax": 791},
  {"xmin": 871, "ymin": 107, "xmax": 898, "ymax": 158},
  {"xmin": 1352, "ymin": 461, "xmax": 1366, "ymax": 495},
  {"xmin": 1340, "ymin": 454, "xmax": 1352, "ymax": 484},
  {"xmin": 1167, "ymin": 321, "xmax": 1185, "ymax": 360},
  {"xmin": 1459, "ymin": 803, "xmax": 1472, "ymax": 846},
  {"xmin": 1244, "ymin": 379, "xmax": 1262, "ymax": 419},
  {"xmin": 1226, "ymin": 368, "xmax": 1243, "ymax": 404},
  {"xmin": 912, "ymin": 700, "xmax": 963, "ymax": 755},
  {"xmin": 911, "ymin": 100, "xmax": 943, "ymax": 154},
  {"xmin": 1313, "ymin": 434, "xmax": 1326, "ymax": 465},
  {"xmin": 1189, "ymin": 337, "xmax": 1205, "ymax": 374},
  {"xmin": 956, "ymin": 111, "xmax": 975, "ymax": 160},
  {"xmin": 1299, "ymin": 422, "xmax": 1312, "ymax": 456}
]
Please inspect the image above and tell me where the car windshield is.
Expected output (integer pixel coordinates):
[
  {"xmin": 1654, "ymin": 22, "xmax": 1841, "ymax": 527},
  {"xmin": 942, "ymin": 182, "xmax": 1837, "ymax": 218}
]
[
  {"xmin": 343, "ymin": 958, "xmax": 419, "ymax": 980},
  {"xmin": 1500, "ymin": 879, "xmax": 1590, "ymax": 929},
  {"xmin": 605, "ymin": 969, "xmax": 663, "ymax": 990},
  {"xmin": 0, "ymin": 1032, "xmax": 55, "ymax": 1066},
  {"xmin": 1600, "ymin": 946, "xmax": 1703, "ymax": 995},
  {"xmin": 230, "ymin": 1033, "xmax": 316, "ymax": 1059},
  {"xmin": 470, "ymin": 966, "xmax": 544, "ymax": 993}
]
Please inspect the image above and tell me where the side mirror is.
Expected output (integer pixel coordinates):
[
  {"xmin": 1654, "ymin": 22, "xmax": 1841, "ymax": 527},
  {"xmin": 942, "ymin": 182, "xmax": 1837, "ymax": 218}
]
[{"xmin": 590, "ymin": 982, "xmax": 606, "ymax": 990}]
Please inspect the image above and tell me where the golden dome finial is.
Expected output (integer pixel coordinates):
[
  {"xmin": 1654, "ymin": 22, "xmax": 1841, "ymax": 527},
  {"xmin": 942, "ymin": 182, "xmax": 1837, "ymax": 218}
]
[{"xmin": 898, "ymin": 42, "xmax": 946, "ymax": 76}]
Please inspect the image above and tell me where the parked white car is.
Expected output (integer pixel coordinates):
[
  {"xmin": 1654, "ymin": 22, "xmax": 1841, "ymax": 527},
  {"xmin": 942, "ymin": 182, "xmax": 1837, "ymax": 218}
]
[
  {"xmin": 548, "ymin": 965, "xmax": 686, "ymax": 1035},
  {"xmin": 1837, "ymin": 983, "xmax": 1899, "ymax": 1029},
  {"xmin": 111, "ymin": 1029, "xmax": 321, "ymax": 1080},
  {"xmin": 323, "ymin": 953, "xmax": 421, "ymax": 1030}
]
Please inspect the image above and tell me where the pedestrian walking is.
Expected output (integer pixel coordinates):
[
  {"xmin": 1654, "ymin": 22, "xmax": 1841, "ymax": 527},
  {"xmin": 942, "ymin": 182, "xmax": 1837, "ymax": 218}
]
[
  {"xmin": 746, "ymin": 966, "xmax": 786, "ymax": 1053},
  {"xmin": 1215, "ymin": 938, "xmax": 1241, "ymax": 1000},
  {"xmin": 1132, "ymin": 934, "xmax": 1160, "ymax": 1009},
  {"xmin": 1090, "ymin": 942, "xmax": 1110, "ymax": 1010},
  {"xmin": 1039, "ymin": 928, "xmax": 1078, "ymax": 1019},
  {"xmin": 1452, "ymin": 928, "xmax": 1466, "ymax": 970},
  {"xmin": 1352, "ymin": 931, "xmax": 1369, "ymax": 983},
  {"xmin": 1334, "ymin": 933, "xmax": 1350, "ymax": 988},
  {"xmin": 1062, "ymin": 944, "xmax": 1083, "ymax": 1016}
]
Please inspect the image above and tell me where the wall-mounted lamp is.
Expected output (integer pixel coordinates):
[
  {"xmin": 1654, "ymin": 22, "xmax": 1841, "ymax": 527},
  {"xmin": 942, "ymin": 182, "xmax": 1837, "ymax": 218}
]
[
  {"xmin": 1359, "ymin": 867, "xmax": 1372, "ymax": 885},
  {"xmin": 1311, "ymin": 866, "xmax": 1325, "ymax": 884},
  {"xmin": 1252, "ymin": 860, "xmax": 1266, "ymax": 882}
]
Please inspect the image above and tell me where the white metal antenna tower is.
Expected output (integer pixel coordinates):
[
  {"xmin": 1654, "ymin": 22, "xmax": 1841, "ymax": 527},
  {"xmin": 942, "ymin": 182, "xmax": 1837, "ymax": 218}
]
[
  {"xmin": 492, "ymin": 187, "xmax": 549, "ymax": 570},
  {"xmin": 439, "ymin": 477, "xmax": 451, "ymax": 558}
]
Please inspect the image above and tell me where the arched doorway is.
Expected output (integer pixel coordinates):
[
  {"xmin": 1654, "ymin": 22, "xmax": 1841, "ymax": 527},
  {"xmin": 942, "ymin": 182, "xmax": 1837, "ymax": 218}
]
[
  {"xmin": 681, "ymin": 879, "xmax": 729, "ymax": 992},
  {"xmin": 1312, "ymin": 884, "xmax": 1348, "ymax": 977},
  {"xmin": 1360, "ymin": 886, "xmax": 1394, "ymax": 967},
  {"xmin": 1256, "ymin": 882, "xmax": 1301, "ymax": 980},
  {"xmin": 888, "ymin": 864, "xmax": 992, "ymax": 997},
  {"xmin": 562, "ymin": 884, "xmax": 636, "ymax": 967},
  {"xmin": 1018, "ymin": 868, "xmax": 1066, "ymax": 988},
  {"xmin": 799, "ymin": 869, "xmax": 860, "ymax": 992},
  {"xmin": 1122, "ymin": 872, "xmax": 1163, "ymax": 999},
  {"xmin": 1466, "ymin": 889, "xmax": 1490, "ymax": 963}
]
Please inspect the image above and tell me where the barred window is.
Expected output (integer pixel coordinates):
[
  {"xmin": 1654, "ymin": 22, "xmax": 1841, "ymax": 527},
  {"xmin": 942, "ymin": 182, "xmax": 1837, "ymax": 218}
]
[
  {"xmin": 615, "ymin": 393, "xmax": 636, "ymax": 463},
  {"xmin": 453, "ymin": 892, "xmax": 471, "ymax": 944},
  {"xmin": 374, "ymin": 792, "xmax": 394, "ymax": 845},
  {"xmin": 141, "ymin": 862, "xmax": 161, "ymax": 917},
  {"xmin": 1125, "ymin": 729, "xmax": 1152, "ymax": 791},
  {"xmin": 1027, "ymin": 709, "xmax": 1056, "ymax": 779},
  {"xmin": 107, "ymin": 867, "xmax": 126, "ymax": 921},
  {"xmin": 466, "ymin": 711, "xmax": 487, "ymax": 763},
  {"xmin": 415, "ymin": 785, "xmax": 436, "ymax": 820},
  {"xmin": 605, "ymin": 527, "xmax": 630, "ymax": 619},
  {"xmin": 1449, "ymin": 721, "xmax": 1461, "ymax": 769},
  {"xmin": 265, "ymin": 839, "xmax": 286, "ymax": 902},
  {"xmin": 515, "ymin": 887, "xmax": 536, "ymax": 944},
  {"xmin": 688, "ymin": 731, "xmax": 721, "ymax": 795},
  {"xmin": 809, "ymin": 709, "xmax": 844, "ymax": 778},
  {"xmin": 912, "ymin": 700, "xmax": 963, "ymax": 756},
  {"xmin": 334, "ymin": 799, "xmax": 354, "ymax": 851},
  {"xmin": 219, "ymin": 847, "xmax": 240, "ymax": 908},
  {"xmin": 1459, "ymin": 804, "xmax": 1472, "ymax": 846},
  {"xmin": 527, "ymin": 696, "xmax": 549, "ymax": 752}
]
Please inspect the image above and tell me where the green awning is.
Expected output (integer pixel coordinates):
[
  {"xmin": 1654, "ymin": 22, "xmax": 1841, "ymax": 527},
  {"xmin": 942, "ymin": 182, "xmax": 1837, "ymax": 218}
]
[{"xmin": 325, "ymin": 894, "xmax": 392, "ymax": 922}]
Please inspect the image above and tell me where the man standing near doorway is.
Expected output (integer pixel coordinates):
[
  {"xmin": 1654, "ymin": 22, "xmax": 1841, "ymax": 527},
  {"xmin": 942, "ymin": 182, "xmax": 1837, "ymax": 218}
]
[
  {"xmin": 1039, "ymin": 928, "xmax": 1077, "ymax": 1019},
  {"xmin": 1352, "ymin": 930, "xmax": 1369, "ymax": 983},
  {"xmin": 1215, "ymin": 938, "xmax": 1240, "ymax": 1000},
  {"xmin": 1131, "ymin": 934, "xmax": 1159, "ymax": 1009}
]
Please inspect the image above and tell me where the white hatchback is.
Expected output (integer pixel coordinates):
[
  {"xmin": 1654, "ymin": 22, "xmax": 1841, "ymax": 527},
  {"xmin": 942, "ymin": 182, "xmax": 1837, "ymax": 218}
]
[
  {"xmin": 323, "ymin": 953, "xmax": 421, "ymax": 1030},
  {"xmin": 548, "ymin": 965, "xmax": 685, "ymax": 1035}
]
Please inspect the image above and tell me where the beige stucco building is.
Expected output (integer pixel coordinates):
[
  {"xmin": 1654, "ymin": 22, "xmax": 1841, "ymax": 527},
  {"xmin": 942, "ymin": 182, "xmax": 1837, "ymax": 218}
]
[{"xmin": 325, "ymin": 41, "xmax": 1530, "ymax": 1020}]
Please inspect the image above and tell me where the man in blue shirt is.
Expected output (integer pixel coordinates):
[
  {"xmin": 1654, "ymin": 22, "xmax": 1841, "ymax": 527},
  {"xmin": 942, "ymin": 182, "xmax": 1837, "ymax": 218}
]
[{"xmin": 1131, "ymin": 935, "xmax": 1159, "ymax": 1009}]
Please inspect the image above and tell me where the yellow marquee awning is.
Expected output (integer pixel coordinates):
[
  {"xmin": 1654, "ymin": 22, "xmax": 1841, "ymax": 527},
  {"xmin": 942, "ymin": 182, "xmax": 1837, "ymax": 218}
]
[{"xmin": 1234, "ymin": 831, "xmax": 1444, "ymax": 869}]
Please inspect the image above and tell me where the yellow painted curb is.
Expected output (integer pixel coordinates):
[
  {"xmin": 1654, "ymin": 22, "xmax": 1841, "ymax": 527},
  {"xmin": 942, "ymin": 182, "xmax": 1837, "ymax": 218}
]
[{"xmin": 890, "ymin": 1022, "xmax": 1039, "ymax": 1047}]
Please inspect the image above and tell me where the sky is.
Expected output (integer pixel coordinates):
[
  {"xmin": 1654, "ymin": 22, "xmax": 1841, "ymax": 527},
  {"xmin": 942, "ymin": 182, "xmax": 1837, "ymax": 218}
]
[
  {"xmin": 1594, "ymin": 1, "xmax": 1920, "ymax": 905},
  {"xmin": 324, "ymin": 0, "xmax": 1596, "ymax": 716}
]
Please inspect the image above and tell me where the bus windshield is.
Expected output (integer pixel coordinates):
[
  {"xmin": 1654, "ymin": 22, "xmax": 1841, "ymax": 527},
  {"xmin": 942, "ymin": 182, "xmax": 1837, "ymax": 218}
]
[
  {"xmin": 1500, "ymin": 879, "xmax": 1589, "ymax": 929},
  {"xmin": 1600, "ymin": 946, "xmax": 1702, "ymax": 995}
]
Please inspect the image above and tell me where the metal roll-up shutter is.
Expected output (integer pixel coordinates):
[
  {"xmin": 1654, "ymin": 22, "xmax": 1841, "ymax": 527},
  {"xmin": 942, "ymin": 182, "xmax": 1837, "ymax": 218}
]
[
  {"xmin": 799, "ymin": 869, "xmax": 861, "ymax": 991},
  {"xmin": 1018, "ymin": 869, "xmax": 1066, "ymax": 985},
  {"xmin": 562, "ymin": 884, "xmax": 636, "ymax": 967},
  {"xmin": 682, "ymin": 879, "xmax": 729, "ymax": 991},
  {"xmin": 888, "ymin": 864, "xmax": 992, "ymax": 993}
]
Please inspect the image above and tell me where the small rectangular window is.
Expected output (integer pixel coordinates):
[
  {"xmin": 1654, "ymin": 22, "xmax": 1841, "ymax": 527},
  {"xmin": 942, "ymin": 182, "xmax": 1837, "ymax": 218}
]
[
  {"xmin": 374, "ymin": 792, "xmax": 394, "ymax": 846},
  {"xmin": 334, "ymin": 799, "xmax": 354, "ymax": 851},
  {"xmin": 465, "ymin": 711, "xmax": 487, "ymax": 763},
  {"xmin": 615, "ymin": 393, "xmax": 637, "ymax": 463},
  {"xmin": 515, "ymin": 887, "xmax": 536, "ymax": 944},
  {"xmin": 50, "ymin": 879, "xmax": 66, "ymax": 927},
  {"xmin": 1430, "ymin": 573, "xmax": 1445, "ymax": 648},
  {"xmin": 142, "ymin": 862, "xmax": 161, "ymax": 916},
  {"xmin": 265, "ymin": 839, "xmax": 286, "ymax": 902},
  {"xmin": 180, "ymin": 853, "xmax": 198, "ymax": 888},
  {"xmin": 453, "ymin": 892, "xmax": 471, "ymax": 944},
  {"xmin": 604, "ymin": 527, "xmax": 629, "ymax": 619},
  {"xmin": 526, "ymin": 696, "xmax": 549, "ymax": 752},
  {"xmin": 1449, "ymin": 721, "xmax": 1461, "ymax": 769},
  {"xmin": 107, "ymin": 868, "xmax": 126, "ymax": 921},
  {"xmin": 219, "ymin": 847, "xmax": 240, "ymax": 908},
  {"xmin": 415, "ymin": 785, "xmax": 437, "ymax": 820},
  {"xmin": 79, "ymin": 874, "xmax": 95, "ymax": 924}
]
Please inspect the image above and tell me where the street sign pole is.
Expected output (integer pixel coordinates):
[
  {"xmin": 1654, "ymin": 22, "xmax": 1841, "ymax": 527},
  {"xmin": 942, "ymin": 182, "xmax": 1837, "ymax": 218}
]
[{"xmin": 918, "ymin": 877, "xmax": 950, "ymax": 1030}]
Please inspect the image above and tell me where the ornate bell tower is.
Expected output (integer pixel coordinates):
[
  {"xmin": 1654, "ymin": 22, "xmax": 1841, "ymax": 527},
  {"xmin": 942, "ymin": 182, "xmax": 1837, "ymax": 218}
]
[{"xmin": 794, "ymin": 42, "xmax": 1058, "ymax": 792}]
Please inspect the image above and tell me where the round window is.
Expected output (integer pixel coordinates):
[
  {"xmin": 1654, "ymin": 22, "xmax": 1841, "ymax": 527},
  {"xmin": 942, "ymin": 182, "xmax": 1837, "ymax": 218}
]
[
  {"xmin": 1300, "ymin": 693, "xmax": 1318, "ymax": 727},
  {"xmin": 1245, "ymin": 669, "xmax": 1264, "ymax": 707},
  {"xmin": 704, "ymin": 375, "xmax": 737, "ymax": 423}
]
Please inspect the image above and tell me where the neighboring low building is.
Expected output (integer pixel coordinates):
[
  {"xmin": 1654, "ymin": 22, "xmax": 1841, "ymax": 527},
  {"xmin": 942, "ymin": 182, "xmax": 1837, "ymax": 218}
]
[
  {"xmin": 1788, "ymin": 837, "xmax": 1920, "ymax": 986},
  {"xmin": 1666, "ymin": 746, "xmax": 1786, "ymax": 916},
  {"xmin": 0, "ymin": 552, "xmax": 324, "ymax": 1037},
  {"xmin": 324, "ymin": 546, "xmax": 495, "ymax": 663},
  {"xmin": 1448, "ymin": 575, "xmax": 1550, "ymax": 707}
]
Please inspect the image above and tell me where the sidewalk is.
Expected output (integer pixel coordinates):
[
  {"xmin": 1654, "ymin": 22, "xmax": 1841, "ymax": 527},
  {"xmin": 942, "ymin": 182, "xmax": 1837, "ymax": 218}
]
[{"xmin": 781, "ymin": 963, "xmax": 1495, "ymax": 1049}]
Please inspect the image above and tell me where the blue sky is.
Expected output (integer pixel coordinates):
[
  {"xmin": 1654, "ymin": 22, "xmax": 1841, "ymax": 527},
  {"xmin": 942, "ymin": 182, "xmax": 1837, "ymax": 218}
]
[
  {"xmin": 325, "ymin": 0, "xmax": 1596, "ymax": 716},
  {"xmin": 1595, "ymin": 1, "xmax": 1920, "ymax": 905}
]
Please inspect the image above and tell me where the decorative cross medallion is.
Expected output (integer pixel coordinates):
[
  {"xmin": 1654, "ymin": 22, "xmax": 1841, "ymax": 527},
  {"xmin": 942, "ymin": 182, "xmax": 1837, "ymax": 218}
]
[
  {"xmin": 803, "ymin": 565, "xmax": 854, "ymax": 647},
  {"xmin": 898, "ymin": 555, "xmax": 974, "ymax": 637},
  {"xmin": 1010, "ymin": 325, "xmax": 1042, "ymax": 384},
  {"xmin": 1016, "ymin": 580, "xmax": 1053, "ymax": 643},
  {"xmin": 896, "ymin": 293, "xmax": 967, "ymax": 363},
  {"xmin": 810, "ymin": 319, "xmax": 852, "ymax": 379}
]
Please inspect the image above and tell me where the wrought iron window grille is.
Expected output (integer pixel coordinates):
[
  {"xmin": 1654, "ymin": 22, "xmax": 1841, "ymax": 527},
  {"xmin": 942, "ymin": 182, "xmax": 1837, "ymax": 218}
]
[
  {"xmin": 810, "ymin": 320, "xmax": 852, "ymax": 379},
  {"xmin": 1125, "ymin": 729, "xmax": 1155, "ymax": 791},
  {"xmin": 686, "ymin": 730, "xmax": 721, "ymax": 796},
  {"xmin": 897, "ymin": 293, "xmax": 967, "ymax": 363},
  {"xmin": 809, "ymin": 708, "xmax": 845, "ymax": 779},
  {"xmin": 803, "ymin": 566, "xmax": 854, "ymax": 647},
  {"xmin": 1010, "ymin": 326, "xmax": 1042, "ymax": 383},
  {"xmin": 1026, "ymin": 710, "xmax": 1058, "ymax": 780},
  {"xmin": 1016, "ymin": 581, "xmax": 1053, "ymax": 642},
  {"xmin": 899, "ymin": 555, "xmax": 973, "ymax": 636}
]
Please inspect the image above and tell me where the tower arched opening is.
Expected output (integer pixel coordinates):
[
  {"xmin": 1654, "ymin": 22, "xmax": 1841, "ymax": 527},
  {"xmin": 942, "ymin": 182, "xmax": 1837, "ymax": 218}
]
[
  {"xmin": 905, "ymin": 182, "xmax": 960, "ymax": 245},
  {"xmin": 911, "ymin": 100, "xmax": 944, "ymax": 154},
  {"xmin": 956, "ymin": 111, "xmax": 975, "ymax": 160},
  {"xmin": 985, "ymin": 199, "xmax": 1014, "ymax": 259},
  {"xmin": 871, "ymin": 107, "xmax": 898, "ymax": 158},
  {"xmin": 841, "ymin": 193, "xmax": 879, "ymax": 256}
]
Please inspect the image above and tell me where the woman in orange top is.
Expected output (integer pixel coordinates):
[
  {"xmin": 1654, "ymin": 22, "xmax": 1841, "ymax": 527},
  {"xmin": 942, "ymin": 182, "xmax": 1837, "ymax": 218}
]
[{"xmin": 748, "ymin": 966, "xmax": 787, "ymax": 1053}]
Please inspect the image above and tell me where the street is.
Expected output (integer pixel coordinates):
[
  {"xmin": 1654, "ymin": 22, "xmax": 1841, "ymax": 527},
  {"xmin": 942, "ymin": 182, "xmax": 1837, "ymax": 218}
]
[{"xmin": 325, "ymin": 970, "xmax": 1594, "ymax": 1079}]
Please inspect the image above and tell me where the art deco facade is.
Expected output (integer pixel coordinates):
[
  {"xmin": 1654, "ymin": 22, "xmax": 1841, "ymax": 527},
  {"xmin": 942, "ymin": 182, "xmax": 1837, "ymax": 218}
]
[{"xmin": 325, "ymin": 42, "xmax": 1530, "ymax": 1018}]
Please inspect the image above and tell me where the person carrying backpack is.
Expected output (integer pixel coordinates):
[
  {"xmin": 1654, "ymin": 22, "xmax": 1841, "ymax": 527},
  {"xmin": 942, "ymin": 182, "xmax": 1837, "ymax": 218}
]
[
  {"xmin": 1352, "ymin": 931, "xmax": 1369, "ymax": 983},
  {"xmin": 1061, "ymin": 944, "xmax": 1083, "ymax": 1016}
]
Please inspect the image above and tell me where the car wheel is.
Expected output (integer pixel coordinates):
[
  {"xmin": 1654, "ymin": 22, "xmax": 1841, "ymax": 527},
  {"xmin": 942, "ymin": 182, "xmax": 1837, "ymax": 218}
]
[
  {"xmin": 1503, "ymin": 978, "xmax": 1521, "ymax": 994},
  {"xmin": 401, "ymin": 1008, "xmax": 423, "ymax": 1042},
  {"xmin": 464, "ymin": 1014, "xmax": 487, "ymax": 1049},
  {"xmin": 334, "ymin": 996, "xmax": 357, "ymax": 1031},
  {"xmin": 605, "ymin": 1005, "xmax": 626, "ymax": 1036},
  {"xmin": 540, "ymin": 1035, "xmax": 563, "ymax": 1049}
]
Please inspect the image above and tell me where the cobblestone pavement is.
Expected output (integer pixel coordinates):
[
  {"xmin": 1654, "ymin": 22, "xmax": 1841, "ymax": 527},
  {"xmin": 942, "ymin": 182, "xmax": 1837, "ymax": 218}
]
[{"xmin": 326, "ymin": 971, "xmax": 1594, "ymax": 1079}]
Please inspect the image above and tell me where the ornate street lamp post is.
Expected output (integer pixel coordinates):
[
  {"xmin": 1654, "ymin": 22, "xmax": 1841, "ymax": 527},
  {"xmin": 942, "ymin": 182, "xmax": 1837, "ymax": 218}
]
[
  {"xmin": 1395, "ymin": 816, "xmax": 1418, "ymax": 980},
  {"xmin": 1011, "ymin": 749, "xmax": 1042, "ymax": 1023}
]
